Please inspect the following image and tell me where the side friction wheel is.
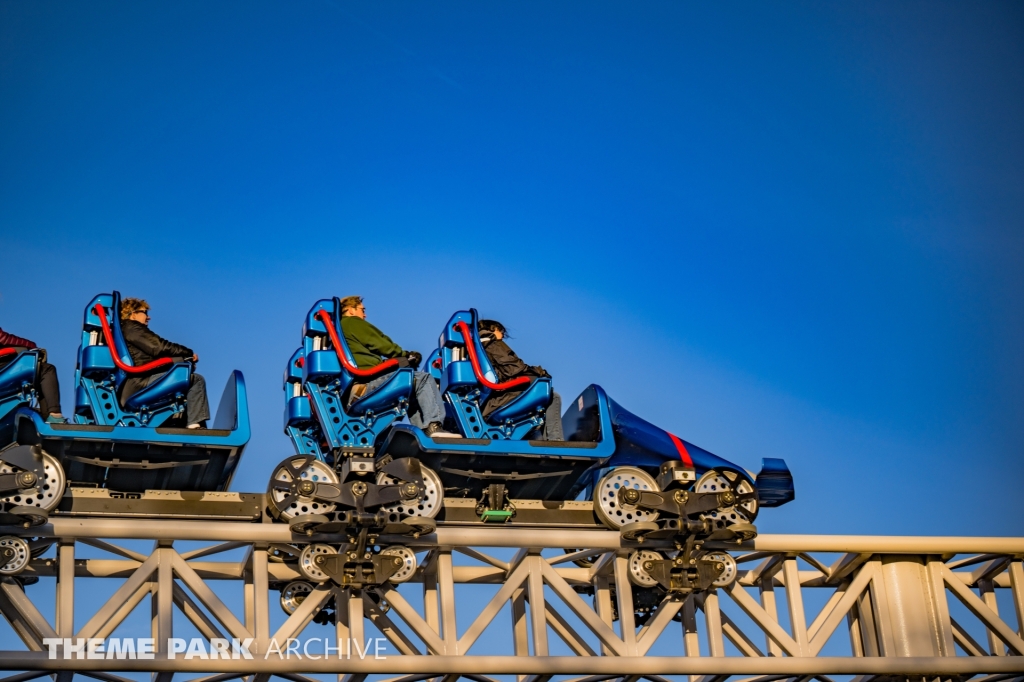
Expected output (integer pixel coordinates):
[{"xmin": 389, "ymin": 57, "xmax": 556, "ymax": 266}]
[
  {"xmin": 298, "ymin": 544, "xmax": 337, "ymax": 583},
  {"xmin": 0, "ymin": 449, "xmax": 65, "ymax": 512},
  {"xmin": 268, "ymin": 456, "xmax": 339, "ymax": 522},
  {"xmin": 695, "ymin": 469, "xmax": 758, "ymax": 528},
  {"xmin": 593, "ymin": 467, "xmax": 660, "ymax": 529},
  {"xmin": 377, "ymin": 465, "xmax": 443, "ymax": 521}
]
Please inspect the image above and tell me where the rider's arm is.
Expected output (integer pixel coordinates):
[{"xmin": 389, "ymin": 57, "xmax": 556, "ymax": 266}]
[
  {"xmin": 0, "ymin": 328, "xmax": 37, "ymax": 349},
  {"xmin": 484, "ymin": 340, "xmax": 530, "ymax": 382},
  {"xmin": 123, "ymin": 323, "xmax": 194, "ymax": 360},
  {"xmin": 348, "ymin": 319, "xmax": 405, "ymax": 358}
]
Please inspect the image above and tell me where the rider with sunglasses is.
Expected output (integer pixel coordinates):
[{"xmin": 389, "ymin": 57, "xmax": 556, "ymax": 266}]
[{"xmin": 119, "ymin": 297, "xmax": 210, "ymax": 429}]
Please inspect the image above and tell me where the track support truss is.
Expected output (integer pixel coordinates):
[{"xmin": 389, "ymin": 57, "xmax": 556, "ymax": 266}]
[{"xmin": 0, "ymin": 518, "xmax": 1022, "ymax": 681}]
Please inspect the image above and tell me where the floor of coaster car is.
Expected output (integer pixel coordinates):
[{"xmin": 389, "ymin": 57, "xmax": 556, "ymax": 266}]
[
  {"xmin": 39, "ymin": 439, "xmax": 237, "ymax": 493},
  {"xmin": 415, "ymin": 451, "xmax": 599, "ymax": 501}
]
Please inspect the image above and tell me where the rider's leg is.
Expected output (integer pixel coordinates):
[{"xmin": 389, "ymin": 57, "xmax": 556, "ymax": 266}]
[
  {"xmin": 185, "ymin": 373, "xmax": 211, "ymax": 428},
  {"xmin": 542, "ymin": 390, "xmax": 564, "ymax": 441},
  {"xmin": 37, "ymin": 361, "xmax": 63, "ymax": 419}
]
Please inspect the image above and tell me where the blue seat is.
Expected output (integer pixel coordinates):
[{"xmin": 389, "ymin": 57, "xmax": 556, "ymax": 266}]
[
  {"xmin": 73, "ymin": 291, "xmax": 194, "ymax": 427},
  {"xmin": 0, "ymin": 349, "xmax": 39, "ymax": 443},
  {"xmin": 296, "ymin": 298, "xmax": 415, "ymax": 452},
  {"xmin": 437, "ymin": 309, "xmax": 552, "ymax": 439}
]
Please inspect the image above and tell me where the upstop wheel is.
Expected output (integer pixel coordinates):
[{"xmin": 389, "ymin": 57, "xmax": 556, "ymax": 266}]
[
  {"xmin": 280, "ymin": 580, "xmax": 314, "ymax": 615},
  {"xmin": 298, "ymin": 544, "xmax": 337, "ymax": 583}
]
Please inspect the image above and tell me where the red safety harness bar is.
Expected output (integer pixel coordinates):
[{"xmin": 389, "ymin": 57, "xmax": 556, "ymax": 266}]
[
  {"xmin": 0, "ymin": 348, "xmax": 19, "ymax": 358},
  {"xmin": 453, "ymin": 320, "xmax": 532, "ymax": 391},
  {"xmin": 92, "ymin": 304, "xmax": 175, "ymax": 374},
  {"xmin": 314, "ymin": 310, "xmax": 399, "ymax": 378}
]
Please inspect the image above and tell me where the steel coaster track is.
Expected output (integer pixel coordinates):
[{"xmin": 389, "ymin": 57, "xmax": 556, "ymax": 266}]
[{"xmin": 0, "ymin": 498, "xmax": 1022, "ymax": 681}]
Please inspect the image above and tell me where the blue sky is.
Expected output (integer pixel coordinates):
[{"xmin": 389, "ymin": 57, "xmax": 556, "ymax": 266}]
[{"xmin": 1, "ymin": 0, "xmax": 1022, "ymax": 545}]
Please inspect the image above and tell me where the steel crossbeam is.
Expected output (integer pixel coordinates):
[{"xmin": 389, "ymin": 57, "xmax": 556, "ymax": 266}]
[{"xmin": 0, "ymin": 517, "xmax": 1022, "ymax": 681}]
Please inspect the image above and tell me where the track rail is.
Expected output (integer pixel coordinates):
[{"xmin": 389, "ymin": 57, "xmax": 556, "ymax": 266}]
[{"xmin": 0, "ymin": 513, "xmax": 1022, "ymax": 680}]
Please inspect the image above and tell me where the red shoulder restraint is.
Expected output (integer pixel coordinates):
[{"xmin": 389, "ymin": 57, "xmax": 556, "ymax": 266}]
[
  {"xmin": 93, "ymin": 304, "xmax": 175, "ymax": 374},
  {"xmin": 453, "ymin": 320, "xmax": 532, "ymax": 391},
  {"xmin": 315, "ymin": 310, "xmax": 400, "ymax": 378}
]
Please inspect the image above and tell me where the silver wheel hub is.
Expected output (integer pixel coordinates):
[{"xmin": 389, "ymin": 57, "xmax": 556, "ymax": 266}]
[
  {"xmin": 270, "ymin": 457, "xmax": 339, "ymax": 521},
  {"xmin": 695, "ymin": 469, "xmax": 758, "ymax": 528},
  {"xmin": 298, "ymin": 543, "xmax": 337, "ymax": 583},
  {"xmin": 380, "ymin": 545, "xmax": 417, "ymax": 583},
  {"xmin": 594, "ymin": 467, "xmax": 660, "ymax": 528},
  {"xmin": 706, "ymin": 551, "xmax": 738, "ymax": 587},
  {"xmin": 377, "ymin": 466, "xmax": 443, "ymax": 521},
  {"xmin": 0, "ymin": 536, "xmax": 30, "ymax": 575},
  {"xmin": 627, "ymin": 549, "xmax": 662, "ymax": 587},
  {"xmin": 280, "ymin": 580, "xmax": 314, "ymax": 615},
  {"xmin": 0, "ymin": 451, "xmax": 65, "ymax": 512}
]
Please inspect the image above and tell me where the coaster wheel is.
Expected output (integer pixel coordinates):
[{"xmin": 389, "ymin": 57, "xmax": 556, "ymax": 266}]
[
  {"xmin": 627, "ymin": 549, "xmax": 663, "ymax": 587},
  {"xmin": 0, "ymin": 447, "xmax": 65, "ymax": 513},
  {"xmin": 0, "ymin": 536, "xmax": 30, "ymax": 575},
  {"xmin": 380, "ymin": 546, "xmax": 417, "ymax": 583},
  {"xmin": 267, "ymin": 456, "xmax": 339, "ymax": 522},
  {"xmin": 705, "ymin": 551, "xmax": 738, "ymax": 587},
  {"xmin": 280, "ymin": 580, "xmax": 314, "ymax": 615},
  {"xmin": 298, "ymin": 544, "xmax": 337, "ymax": 583},
  {"xmin": 694, "ymin": 468, "xmax": 758, "ymax": 528},
  {"xmin": 593, "ymin": 467, "xmax": 660, "ymax": 529},
  {"xmin": 377, "ymin": 465, "xmax": 443, "ymax": 522}
]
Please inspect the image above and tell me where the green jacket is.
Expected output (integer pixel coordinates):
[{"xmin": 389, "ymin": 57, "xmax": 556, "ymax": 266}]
[{"xmin": 340, "ymin": 317, "xmax": 405, "ymax": 369}]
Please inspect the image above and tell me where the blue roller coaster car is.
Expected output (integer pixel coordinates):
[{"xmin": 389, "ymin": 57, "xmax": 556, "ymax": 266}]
[
  {"xmin": 295, "ymin": 298, "xmax": 415, "ymax": 452},
  {"xmin": 0, "ymin": 293, "xmax": 250, "ymax": 524},
  {"xmin": 268, "ymin": 298, "xmax": 428, "ymax": 525},
  {"xmin": 275, "ymin": 307, "xmax": 794, "ymax": 541}
]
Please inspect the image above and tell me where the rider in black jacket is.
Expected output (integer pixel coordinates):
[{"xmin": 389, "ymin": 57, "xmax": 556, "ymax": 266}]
[
  {"xmin": 119, "ymin": 298, "xmax": 210, "ymax": 428},
  {"xmin": 478, "ymin": 319, "xmax": 563, "ymax": 441},
  {"xmin": 0, "ymin": 327, "xmax": 64, "ymax": 422}
]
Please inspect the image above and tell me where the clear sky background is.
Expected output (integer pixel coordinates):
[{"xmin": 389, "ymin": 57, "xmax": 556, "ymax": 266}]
[{"xmin": 2, "ymin": 1, "xmax": 1022, "ymax": 539}]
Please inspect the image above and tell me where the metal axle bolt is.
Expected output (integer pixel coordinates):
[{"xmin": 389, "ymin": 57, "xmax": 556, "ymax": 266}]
[
  {"xmin": 297, "ymin": 481, "xmax": 315, "ymax": 496},
  {"xmin": 621, "ymin": 488, "xmax": 641, "ymax": 504}
]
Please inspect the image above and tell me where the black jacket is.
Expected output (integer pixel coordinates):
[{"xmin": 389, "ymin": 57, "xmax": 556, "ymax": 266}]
[
  {"xmin": 120, "ymin": 319, "xmax": 194, "ymax": 401},
  {"xmin": 480, "ymin": 338, "xmax": 549, "ymax": 418}
]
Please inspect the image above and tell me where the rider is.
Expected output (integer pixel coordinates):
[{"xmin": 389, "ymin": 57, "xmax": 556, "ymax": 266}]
[
  {"xmin": 119, "ymin": 298, "xmax": 210, "ymax": 429},
  {"xmin": 0, "ymin": 327, "xmax": 65, "ymax": 423},
  {"xmin": 478, "ymin": 319, "xmax": 563, "ymax": 441},
  {"xmin": 339, "ymin": 295, "xmax": 459, "ymax": 438}
]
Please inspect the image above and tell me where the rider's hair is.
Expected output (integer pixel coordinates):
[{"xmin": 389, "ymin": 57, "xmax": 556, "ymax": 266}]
[
  {"xmin": 339, "ymin": 295, "xmax": 364, "ymax": 314},
  {"xmin": 120, "ymin": 298, "xmax": 150, "ymax": 320},
  {"xmin": 478, "ymin": 319, "xmax": 507, "ymax": 335}
]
